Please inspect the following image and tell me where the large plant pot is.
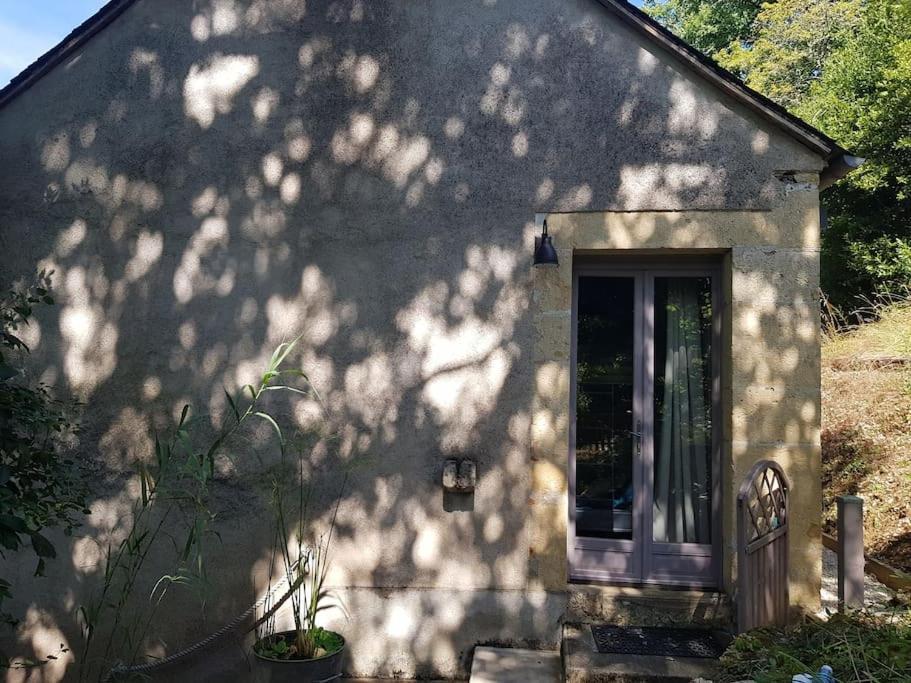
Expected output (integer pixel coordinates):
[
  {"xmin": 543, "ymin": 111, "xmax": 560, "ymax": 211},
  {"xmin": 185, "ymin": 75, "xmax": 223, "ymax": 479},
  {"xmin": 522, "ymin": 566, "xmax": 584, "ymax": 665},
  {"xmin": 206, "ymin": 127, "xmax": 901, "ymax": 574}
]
[{"xmin": 252, "ymin": 630, "xmax": 345, "ymax": 683}]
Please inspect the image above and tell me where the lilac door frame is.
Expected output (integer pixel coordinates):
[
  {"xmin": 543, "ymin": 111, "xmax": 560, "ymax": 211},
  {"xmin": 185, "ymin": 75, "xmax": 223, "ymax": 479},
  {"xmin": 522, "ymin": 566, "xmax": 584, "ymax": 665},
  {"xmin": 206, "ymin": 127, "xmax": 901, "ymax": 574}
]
[{"xmin": 567, "ymin": 258, "xmax": 723, "ymax": 588}]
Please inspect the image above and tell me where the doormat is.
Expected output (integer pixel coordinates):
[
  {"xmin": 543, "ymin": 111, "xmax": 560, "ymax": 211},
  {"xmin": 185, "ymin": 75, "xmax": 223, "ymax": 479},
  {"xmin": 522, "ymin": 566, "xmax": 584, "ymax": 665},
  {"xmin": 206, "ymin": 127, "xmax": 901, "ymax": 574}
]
[{"xmin": 590, "ymin": 625, "xmax": 726, "ymax": 659}]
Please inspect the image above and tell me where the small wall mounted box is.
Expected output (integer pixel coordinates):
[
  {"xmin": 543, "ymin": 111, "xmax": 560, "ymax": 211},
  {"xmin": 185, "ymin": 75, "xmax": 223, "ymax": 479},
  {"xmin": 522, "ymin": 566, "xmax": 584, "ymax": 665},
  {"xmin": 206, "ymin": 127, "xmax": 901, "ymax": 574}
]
[
  {"xmin": 457, "ymin": 460, "xmax": 476, "ymax": 491},
  {"xmin": 442, "ymin": 460, "xmax": 458, "ymax": 490},
  {"xmin": 442, "ymin": 459, "xmax": 476, "ymax": 492}
]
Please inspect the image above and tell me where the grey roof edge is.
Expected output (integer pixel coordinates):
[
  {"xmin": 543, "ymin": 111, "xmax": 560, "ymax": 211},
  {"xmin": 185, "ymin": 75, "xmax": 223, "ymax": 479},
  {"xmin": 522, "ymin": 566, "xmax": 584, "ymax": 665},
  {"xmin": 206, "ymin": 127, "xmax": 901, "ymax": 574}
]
[
  {"xmin": 0, "ymin": 0, "xmax": 860, "ymax": 183},
  {"xmin": 0, "ymin": 0, "xmax": 138, "ymax": 111}
]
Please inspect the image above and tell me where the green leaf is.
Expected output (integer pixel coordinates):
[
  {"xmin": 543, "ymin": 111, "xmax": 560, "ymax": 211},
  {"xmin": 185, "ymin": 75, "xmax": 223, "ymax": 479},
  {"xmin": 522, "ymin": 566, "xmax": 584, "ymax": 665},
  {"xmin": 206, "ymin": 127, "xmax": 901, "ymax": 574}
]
[
  {"xmin": 30, "ymin": 532, "xmax": 57, "ymax": 558},
  {"xmin": 0, "ymin": 515, "xmax": 29, "ymax": 533},
  {"xmin": 279, "ymin": 368, "xmax": 309, "ymax": 379},
  {"xmin": 224, "ymin": 389, "xmax": 240, "ymax": 422},
  {"xmin": 268, "ymin": 337, "xmax": 300, "ymax": 374},
  {"xmin": 203, "ymin": 433, "xmax": 226, "ymax": 467},
  {"xmin": 154, "ymin": 434, "xmax": 165, "ymax": 468},
  {"xmin": 0, "ymin": 362, "xmax": 18, "ymax": 381},
  {"xmin": 3, "ymin": 334, "xmax": 27, "ymax": 352},
  {"xmin": 0, "ymin": 529, "xmax": 20, "ymax": 550},
  {"xmin": 254, "ymin": 411, "xmax": 285, "ymax": 447},
  {"xmin": 139, "ymin": 463, "xmax": 149, "ymax": 506},
  {"xmin": 181, "ymin": 525, "xmax": 196, "ymax": 561},
  {"xmin": 176, "ymin": 429, "xmax": 193, "ymax": 455},
  {"xmin": 262, "ymin": 385, "xmax": 311, "ymax": 396}
]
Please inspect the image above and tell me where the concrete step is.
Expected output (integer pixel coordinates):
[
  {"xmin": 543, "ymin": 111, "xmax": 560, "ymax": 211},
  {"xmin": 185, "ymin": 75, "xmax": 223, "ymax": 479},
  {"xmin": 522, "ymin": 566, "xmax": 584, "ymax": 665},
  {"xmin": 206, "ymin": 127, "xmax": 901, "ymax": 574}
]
[
  {"xmin": 562, "ymin": 624, "xmax": 720, "ymax": 683},
  {"xmin": 469, "ymin": 646, "xmax": 561, "ymax": 683}
]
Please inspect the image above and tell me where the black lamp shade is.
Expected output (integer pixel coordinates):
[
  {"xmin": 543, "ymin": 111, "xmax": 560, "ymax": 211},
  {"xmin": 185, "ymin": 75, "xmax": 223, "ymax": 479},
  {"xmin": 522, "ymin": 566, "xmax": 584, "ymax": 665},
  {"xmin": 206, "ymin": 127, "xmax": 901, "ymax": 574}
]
[{"xmin": 534, "ymin": 219, "xmax": 559, "ymax": 267}]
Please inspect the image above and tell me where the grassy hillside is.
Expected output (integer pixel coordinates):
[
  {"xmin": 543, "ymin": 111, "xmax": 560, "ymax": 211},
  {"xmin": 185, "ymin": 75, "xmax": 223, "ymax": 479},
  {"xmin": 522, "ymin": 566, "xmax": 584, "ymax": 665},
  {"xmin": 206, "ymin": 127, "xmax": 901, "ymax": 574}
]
[{"xmin": 822, "ymin": 301, "xmax": 911, "ymax": 572}]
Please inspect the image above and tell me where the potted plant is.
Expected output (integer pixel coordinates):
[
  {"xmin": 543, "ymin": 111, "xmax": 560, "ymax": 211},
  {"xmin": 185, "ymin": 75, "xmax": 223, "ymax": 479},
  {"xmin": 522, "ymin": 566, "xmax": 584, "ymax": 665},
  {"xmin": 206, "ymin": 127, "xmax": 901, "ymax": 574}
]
[
  {"xmin": 71, "ymin": 336, "xmax": 353, "ymax": 683},
  {"xmin": 252, "ymin": 449, "xmax": 348, "ymax": 683}
]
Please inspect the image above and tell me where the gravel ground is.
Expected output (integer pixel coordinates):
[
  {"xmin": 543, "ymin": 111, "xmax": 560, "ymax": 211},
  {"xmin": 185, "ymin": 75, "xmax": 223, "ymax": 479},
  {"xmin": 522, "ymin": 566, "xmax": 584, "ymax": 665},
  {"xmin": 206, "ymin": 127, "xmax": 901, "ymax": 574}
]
[{"xmin": 818, "ymin": 547, "xmax": 898, "ymax": 616}]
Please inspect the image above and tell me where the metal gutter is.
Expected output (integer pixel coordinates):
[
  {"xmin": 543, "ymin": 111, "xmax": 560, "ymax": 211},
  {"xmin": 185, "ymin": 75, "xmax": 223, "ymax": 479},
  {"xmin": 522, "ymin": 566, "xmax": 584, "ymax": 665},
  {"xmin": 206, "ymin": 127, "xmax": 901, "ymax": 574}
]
[{"xmin": 819, "ymin": 154, "xmax": 865, "ymax": 190}]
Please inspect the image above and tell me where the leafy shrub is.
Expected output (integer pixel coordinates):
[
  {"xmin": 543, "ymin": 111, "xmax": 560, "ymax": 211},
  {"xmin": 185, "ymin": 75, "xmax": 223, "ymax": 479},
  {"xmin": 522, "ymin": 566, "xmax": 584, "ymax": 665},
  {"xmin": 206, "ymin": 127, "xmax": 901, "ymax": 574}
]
[
  {"xmin": 822, "ymin": 216, "xmax": 911, "ymax": 313},
  {"xmin": 719, "ymin": 611, "xmax": 911, "ymax": 682},
  {"xmin": 0, "ymin": 272, "xmax": 88, "ymax": 632}
]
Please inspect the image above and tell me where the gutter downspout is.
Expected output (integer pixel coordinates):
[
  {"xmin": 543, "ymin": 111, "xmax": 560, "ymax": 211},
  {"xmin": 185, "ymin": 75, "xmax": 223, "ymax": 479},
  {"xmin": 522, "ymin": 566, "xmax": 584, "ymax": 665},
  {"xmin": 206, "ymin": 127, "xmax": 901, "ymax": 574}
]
[{"xmin": 819, "ymin": 153, "xmax": 865, "ymax": 190}]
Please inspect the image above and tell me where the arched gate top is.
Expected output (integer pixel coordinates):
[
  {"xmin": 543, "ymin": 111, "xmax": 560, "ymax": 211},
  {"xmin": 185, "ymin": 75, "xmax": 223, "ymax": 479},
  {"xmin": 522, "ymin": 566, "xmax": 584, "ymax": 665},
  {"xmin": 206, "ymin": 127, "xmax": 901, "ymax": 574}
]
[{"xmin": 737, "ymin": 460, "xmax": 790, "ymax": 546}]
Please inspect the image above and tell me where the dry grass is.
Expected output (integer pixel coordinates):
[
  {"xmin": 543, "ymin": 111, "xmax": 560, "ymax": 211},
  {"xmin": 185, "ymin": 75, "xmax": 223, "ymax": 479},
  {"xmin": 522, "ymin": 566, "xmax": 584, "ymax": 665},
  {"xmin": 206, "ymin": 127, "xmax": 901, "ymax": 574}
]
[
  {"xmin": 823, "ymin": 299, "xmax": 911, "ymax": 360},
  {"xmin": 822, "ymin": 300, "xmax": 911, "ymax": 572}
]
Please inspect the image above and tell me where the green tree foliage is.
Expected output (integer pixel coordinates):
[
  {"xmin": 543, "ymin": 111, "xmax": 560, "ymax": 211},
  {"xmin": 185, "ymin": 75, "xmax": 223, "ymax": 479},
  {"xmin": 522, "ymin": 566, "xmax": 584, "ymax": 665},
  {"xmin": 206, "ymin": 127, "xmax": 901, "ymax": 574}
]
[
  {"xmin": 716, "ymin": 0, "xmax": 862, "ymax": 110},
  {"xmin": 0, "ymin": 272, "xmax": 88, "ymax": 633},
  {"xmin": 646, "ymin": 0, "xmax": 911, "ymax": 310},
  {"xmin": 798, "ymin": 0, "xmax": 911, "ymax": 306},
  {"xmin": 643, "ymin": 0, "xmax": 763, "ymax": 54}
]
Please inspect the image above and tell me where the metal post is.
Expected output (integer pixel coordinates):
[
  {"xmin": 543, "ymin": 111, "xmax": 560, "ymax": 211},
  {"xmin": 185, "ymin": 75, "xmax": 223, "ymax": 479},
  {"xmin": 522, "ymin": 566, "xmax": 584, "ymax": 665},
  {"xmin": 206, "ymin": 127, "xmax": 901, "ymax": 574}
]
[{"xmin": 837, "ymin": 495, "xmax": 864, "ymax": 610}]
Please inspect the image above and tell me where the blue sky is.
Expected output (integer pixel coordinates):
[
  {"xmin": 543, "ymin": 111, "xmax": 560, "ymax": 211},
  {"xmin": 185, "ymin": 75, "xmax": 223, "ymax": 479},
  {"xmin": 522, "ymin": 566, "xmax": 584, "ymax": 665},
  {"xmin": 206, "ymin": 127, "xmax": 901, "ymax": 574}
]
[
  {"xmin": 0, "ymin": 0, "xmax": 649, "ymax": 88},
  {"xmin": 0, "ymin": 1, "xmax": 108, "ymax": 86}
]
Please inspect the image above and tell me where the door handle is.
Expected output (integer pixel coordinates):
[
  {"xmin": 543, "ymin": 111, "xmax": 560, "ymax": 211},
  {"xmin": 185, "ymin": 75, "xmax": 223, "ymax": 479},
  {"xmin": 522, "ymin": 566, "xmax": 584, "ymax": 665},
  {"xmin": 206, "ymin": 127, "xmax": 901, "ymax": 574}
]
[{"xmin": 630, "ymin": 421, "xmax": 642, "ymax": 455}]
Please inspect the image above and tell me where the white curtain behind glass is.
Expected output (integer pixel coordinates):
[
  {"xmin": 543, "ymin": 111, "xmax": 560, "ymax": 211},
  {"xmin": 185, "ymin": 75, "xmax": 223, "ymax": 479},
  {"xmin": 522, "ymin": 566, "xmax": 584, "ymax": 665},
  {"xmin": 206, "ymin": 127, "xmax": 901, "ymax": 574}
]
[{"xmin": 653, "ymin": 279, "xmax": 711, "ymax": 544}]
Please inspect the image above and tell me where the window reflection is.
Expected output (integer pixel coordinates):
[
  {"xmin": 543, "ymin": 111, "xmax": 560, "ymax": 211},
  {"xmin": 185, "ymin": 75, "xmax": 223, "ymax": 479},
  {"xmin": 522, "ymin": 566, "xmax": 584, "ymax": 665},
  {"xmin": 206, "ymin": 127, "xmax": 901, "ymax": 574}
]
[{"xmin": 575, "ymin": 277, "xmax": 635, "ymax": 540}]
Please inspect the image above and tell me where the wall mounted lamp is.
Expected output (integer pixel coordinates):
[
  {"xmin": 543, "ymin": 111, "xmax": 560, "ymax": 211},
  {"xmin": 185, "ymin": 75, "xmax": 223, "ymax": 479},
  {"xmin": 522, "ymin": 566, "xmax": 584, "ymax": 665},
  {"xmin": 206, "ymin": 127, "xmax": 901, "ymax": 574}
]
[{"xmin": 533, "ymin": 217, "xmax": 558, "ymax": 267}]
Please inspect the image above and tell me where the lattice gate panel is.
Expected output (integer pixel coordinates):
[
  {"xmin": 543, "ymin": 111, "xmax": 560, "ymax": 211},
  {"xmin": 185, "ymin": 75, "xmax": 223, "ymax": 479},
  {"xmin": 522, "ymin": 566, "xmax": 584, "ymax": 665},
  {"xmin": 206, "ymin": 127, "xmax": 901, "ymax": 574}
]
[{"xmin": 737, "ymin": 460, "xmax": 790, "ymax": 632}]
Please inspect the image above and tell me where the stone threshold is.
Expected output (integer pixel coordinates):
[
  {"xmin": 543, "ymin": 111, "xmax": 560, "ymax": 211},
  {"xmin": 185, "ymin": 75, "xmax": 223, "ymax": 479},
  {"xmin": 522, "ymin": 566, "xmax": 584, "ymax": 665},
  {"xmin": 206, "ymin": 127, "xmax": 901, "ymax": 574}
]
[{"xmin": 567, "ymin": 584, "xmax": 731, "ymax": 628}]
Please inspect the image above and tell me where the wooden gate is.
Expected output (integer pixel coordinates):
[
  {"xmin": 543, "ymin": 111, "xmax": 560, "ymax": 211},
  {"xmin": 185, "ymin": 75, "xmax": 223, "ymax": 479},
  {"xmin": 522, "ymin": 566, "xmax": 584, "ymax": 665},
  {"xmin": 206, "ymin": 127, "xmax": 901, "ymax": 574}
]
[{"xmin": 737, "ymin": 460, "xmax": 790, "ymax": 632}]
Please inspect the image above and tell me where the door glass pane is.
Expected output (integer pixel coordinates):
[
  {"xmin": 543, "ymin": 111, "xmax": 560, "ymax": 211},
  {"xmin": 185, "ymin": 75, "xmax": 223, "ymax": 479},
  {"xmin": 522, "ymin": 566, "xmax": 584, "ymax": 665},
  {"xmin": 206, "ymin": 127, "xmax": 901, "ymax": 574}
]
[
  {"xmin": 652, "ymin": 276, "xmax": 713, "ymax": 544},
  {"xmin": 575, "ymin": 277, "xmax": 635, "ymax": 540}
]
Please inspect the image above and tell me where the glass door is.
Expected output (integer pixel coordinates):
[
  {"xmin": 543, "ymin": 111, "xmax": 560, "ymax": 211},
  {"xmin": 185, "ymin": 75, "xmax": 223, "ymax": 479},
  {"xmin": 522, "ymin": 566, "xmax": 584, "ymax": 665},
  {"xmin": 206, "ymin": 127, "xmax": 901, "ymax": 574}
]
[
  {"xmin": 569, "ymin": 266, "xmax": 720, "ymax": 587},
  {"xmin": 569, "ymin": 275, "xmax": 642, "ymax": 582}
]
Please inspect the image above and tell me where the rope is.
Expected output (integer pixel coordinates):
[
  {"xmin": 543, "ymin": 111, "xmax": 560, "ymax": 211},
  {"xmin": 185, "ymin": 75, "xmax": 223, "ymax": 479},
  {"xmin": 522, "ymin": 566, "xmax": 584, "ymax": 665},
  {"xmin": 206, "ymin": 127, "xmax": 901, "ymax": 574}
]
[{"xmin": 104, "ymin": 570, "xmax": 306, "ymax": 681}]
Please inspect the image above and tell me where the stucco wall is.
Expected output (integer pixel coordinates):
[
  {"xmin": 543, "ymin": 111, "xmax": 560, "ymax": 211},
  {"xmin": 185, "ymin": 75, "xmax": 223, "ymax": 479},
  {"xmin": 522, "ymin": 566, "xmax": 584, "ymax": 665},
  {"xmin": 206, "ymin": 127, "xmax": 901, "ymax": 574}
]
[{"xmin": 0, "ymin": 0, "xmax": 822, "ymax": 679}]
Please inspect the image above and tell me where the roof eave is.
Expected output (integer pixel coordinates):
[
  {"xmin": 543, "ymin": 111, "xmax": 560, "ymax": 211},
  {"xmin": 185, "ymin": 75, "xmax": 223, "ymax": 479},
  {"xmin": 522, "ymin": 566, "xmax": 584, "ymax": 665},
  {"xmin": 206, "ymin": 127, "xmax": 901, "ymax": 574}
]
[{"xmin": 0, "ymin": 0, "xmax": 137, "ymax": 111}]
